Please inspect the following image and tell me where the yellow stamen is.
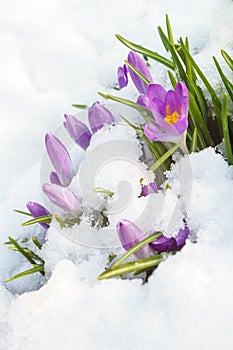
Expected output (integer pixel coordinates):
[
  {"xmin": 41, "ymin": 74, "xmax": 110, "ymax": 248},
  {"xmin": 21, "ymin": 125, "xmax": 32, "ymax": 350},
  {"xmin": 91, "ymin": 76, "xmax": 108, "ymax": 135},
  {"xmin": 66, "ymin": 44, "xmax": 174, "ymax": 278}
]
[{"xmin": 164, "ymin": 104, "xmax": 182, "ymax": 126}]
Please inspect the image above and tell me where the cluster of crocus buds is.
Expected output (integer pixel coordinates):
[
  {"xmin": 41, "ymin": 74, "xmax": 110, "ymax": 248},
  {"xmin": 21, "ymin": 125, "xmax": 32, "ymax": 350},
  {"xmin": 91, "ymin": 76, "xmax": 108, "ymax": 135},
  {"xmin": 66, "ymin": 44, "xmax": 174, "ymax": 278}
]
[{"xmin": 40, "ymin": 102, "xmax": 114, "ymax": 217}]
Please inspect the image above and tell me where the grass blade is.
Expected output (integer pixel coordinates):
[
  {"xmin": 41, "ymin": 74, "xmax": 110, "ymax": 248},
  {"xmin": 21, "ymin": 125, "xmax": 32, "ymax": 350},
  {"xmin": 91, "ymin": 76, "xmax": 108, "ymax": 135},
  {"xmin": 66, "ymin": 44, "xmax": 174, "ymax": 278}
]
[
  {"xmin": 221, "ymin": 93, "xmax": 233, "ymax": 164},
  {"xmin": 22, "ymin": 215, "xmax": 51, "ymax": 226},
  {"xmin": 221, "ymin": 50, "xmax": 233, "ymax": 71},
  {"xmin": 124, "ymin": 60, "xmax": 151, "ymax": 84},
  {"xmin": 213, "ymin": 56, "xmax": 233, "ymax": 102},
  {"xmin": 190, "ymin": 128, "xmax": 197, "ymax": 153},
  {"xmin": 72, "ymin": 104, "xmax": 88, "ymax": 109},
  {"xmin": 115, "ymin": 34, "xmax": 174, "ymax": 70},
  {"xmin": 4, "ymin": 265, "xmax": 44, "ymax": 283},
  {"xmin": 14, "ymin": 209, "xmax": 32, "ymax": 217},
  {"xmin": 150, "ymin": 143, "xmax": 181, "ymax": 172},
  {"xmin": 98, "ymin": 255, "xmax": 163, "ymax": 280}
]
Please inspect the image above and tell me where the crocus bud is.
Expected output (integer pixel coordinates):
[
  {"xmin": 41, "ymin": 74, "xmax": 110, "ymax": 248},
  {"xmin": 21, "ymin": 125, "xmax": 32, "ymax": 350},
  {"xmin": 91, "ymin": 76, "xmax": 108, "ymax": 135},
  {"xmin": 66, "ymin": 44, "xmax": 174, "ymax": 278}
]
[
  {"xmin": 64, "ymin": 114, "xmax": 92, "ymax": 150},
  {"xmin": 117, "ymin": 219, "xmax": 153, "ymax": 258},
  {"xmin": 88, "ymin": 101, "xmax": 114, "ymax": 133},
  {"xmin": 128, "ymin": 51, "xmax": 153, "ymax": 94},
  {"xmin": 50, "ymin": 171, "xmax": 62, "ymax": 186},
  {"xmin": 150, "ymin": 225, "xmax": 189, "ymax": 252},
  {"xmin": 118, "ymin": 64, "xmax": 128, "ymax": 89},
  {"xmin": 45, "ymin": 133, "xmax": 73, "ymax": 187},
  {"xmin": 26, "ymin": 201, "xmax": 50, "ymax": 229},
  {"xmin": 141, "ymin": 182, "xmax": 158, "ymax": 197},
  {"xmin": 42, "ymin": 183, "xmax": 82, "ymax": 216},
  {"xmin": 137, "ymin": 94, "xmax": 151, "ymax": 110}
]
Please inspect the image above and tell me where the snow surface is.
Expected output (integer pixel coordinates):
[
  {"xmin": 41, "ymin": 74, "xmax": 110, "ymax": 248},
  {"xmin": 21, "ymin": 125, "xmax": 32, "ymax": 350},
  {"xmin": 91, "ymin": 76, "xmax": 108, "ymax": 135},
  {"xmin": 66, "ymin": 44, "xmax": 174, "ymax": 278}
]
[{"xmin": 1, "ymin": 0, "xmax": 233, "ymax": 349}]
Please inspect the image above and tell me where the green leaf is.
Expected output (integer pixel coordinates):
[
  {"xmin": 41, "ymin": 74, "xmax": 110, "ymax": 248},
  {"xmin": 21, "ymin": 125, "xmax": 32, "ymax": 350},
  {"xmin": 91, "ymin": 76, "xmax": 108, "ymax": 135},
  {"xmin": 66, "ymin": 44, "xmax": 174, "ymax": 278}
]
[
  {"xmin": 4, "ymin": 265, "xmax": 44, "ymax": 283},
  {"xmin": 115, "ymin": 34, "xmax": 174, "ymax": 70},
  {"xmin": 72, "ymin": 104, "xmax": 88, "ymax": 109},
  {"xmin": 14, "ymin": 209, "xmax": 32, "ymax": 217},
  {"xmin": 124, "ymin": 60, "xmax": 151, "ymax": 85},
  {"xmin": 213, "ymin": 56, "xmax": 233, "ymax": 102},
  {"xmin": 149, "ymin": 143, "xmax": 181, "ymax": 172},
  {"xmin": 112, "ymin": 232, "xmax": 162, "ymax": 268},
  {"xmin": 166, "ymin": 14, "xmax": 175, "ymax": 45},
  {"xmin": 98, "ymin": 255, "xmax": 163, "ymax": 280},
  {"xmin": 32, "ymin": 237, "xmax": 42, "ymax": 250},
  {"xmin": 93, "ymin": 188, "xmax": 114, "ymax": 197},
  {"xmin": 221, "ymin": 93, "xmax": 233, "ymax": 164},
  {"xmin": 190, "ymin": 128, "xmax": 197, "ymax": 153},
  {"xmin": 22, "ymin": 215, "xmax": 51, "ymax": 227},
  {"xmin": 221, "ymin": 50, "xmax": 233, "ymax": 71},
  {"xmin": 98, "ymin": 92, "xmax": 153, "ymax": 119},
  {"xmin": 168, "ymin": 70, "xmax": 177, "ymax": 89},
  {"xmin": 120, "ymin": 114, "xmax": 141, "ymax": 131}
]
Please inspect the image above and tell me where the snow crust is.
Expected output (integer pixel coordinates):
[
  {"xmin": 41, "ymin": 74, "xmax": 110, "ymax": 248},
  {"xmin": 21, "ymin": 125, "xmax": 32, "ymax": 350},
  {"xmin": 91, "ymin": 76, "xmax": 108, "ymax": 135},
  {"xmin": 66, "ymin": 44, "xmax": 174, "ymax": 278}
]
[{"xmin": 1, "ymin": 0, "xmax": 233, "ymax": 349}]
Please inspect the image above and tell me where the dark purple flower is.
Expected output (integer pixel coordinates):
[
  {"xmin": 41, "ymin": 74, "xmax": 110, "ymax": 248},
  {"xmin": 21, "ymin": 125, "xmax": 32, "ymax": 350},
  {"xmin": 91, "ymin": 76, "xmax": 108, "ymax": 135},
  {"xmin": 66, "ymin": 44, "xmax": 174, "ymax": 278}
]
[
  {"xmin": 45, "ymin": 133, "xmax": 73, "ymax": 186},
  {"xmin": 64, "ymin": 114, "xmax": 92, "ymax": 150},
  {"xmin": 50, "ymin": 171, "xmax": 62, "ymax": 186},
  {"xmin": 128, "ymin": 51, "xmax": 153, "ymax": 94},
  {"xmin": 116, "ymin": 219, "xmax": 153, "ymax": 258},
  {"xmin": 141, "ymin": 182, "xmax": 158, "ymax": 197},
  {"xmin": 150, "ymin": 225, "xmax": 189, "ymax": 252},
  {"xmin": 26, "ymin": 201, "xmax": 50, "ymax": 229},
  {"xmin": 42, "ymin": 183, "xmax": 82, "ymax": 216},
  {"xmin": 144, "ymin": 82, "xmax": 189, "ymax": 141},
  {"xmin": 88, "ymin": 101, "xmax": 114, "ymax": 133},
  {"xmin": 118, "ymin": 64, "xmax": 128, "ymax": 89}
]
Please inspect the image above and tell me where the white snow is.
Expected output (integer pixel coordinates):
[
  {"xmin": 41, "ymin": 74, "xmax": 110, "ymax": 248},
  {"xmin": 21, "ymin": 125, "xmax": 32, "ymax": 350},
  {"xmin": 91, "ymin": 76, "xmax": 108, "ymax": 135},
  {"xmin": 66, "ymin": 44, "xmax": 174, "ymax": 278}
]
[{"xmin": 1, "ymin": 0, "xmax": 233, "ymax": 349}]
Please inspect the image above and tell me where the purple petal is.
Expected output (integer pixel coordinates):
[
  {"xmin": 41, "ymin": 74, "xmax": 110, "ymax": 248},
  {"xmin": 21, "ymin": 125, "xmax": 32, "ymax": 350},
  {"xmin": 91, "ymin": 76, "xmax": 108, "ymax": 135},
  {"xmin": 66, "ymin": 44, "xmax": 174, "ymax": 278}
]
[
  {"xmin": 141, "ymin": 182, "xmax": 158, "ymax": 197},
  {"xmin": 175, "ymin": 82, "xmax": 189, "ymax": 117},
  {"xmin": 128, "ymin": 51, "xmax": 153, "ymax": 94},
  {"xmin": 42, "ymin": 183, "xmax": 82, "ymax": 216},
  {"xmin": 175, "ymin": 225, "xmax": 189, "ymax": 249},
  {"xmin": 26, "ymin": 201, "xmax": 50, "ymax": 229},
  {"xmin": 144, "ymin": 122, "xmax": 167, "ymax": 141},
  {"xmin": 50, "ymin": 171, "xmax": 62, "ymax": 186},
  {"xmin": 137, "ymin": 94, "xmax": 151, "ymax": 110},
  {"xmin": 150, "ymin": 235, "xmax": 177, "ymax": 252},
  {"xmin": 88, "ymin": 101, "xmax": 114, "ymax": 133},
  {"xmin": 118, "ymin": 64, "xmax": 128, "ymax": 89},
  {"xmin": 117, "ymin": 219, "xmax": 153, "ymax": 258},
  {"xmin": 148, "ymin": 84, "xmax": 167, "ymax": 103},
  {"xmin": 165, "ymin": 90, "xmax": 180, "ymax": 115},
  {"xmin": 45, "ymin": 133, "xmax": 73, "ymax": 187},
  {"xmin": 64, "ymin": 114, "xmax": 91, "ymax": 150}
]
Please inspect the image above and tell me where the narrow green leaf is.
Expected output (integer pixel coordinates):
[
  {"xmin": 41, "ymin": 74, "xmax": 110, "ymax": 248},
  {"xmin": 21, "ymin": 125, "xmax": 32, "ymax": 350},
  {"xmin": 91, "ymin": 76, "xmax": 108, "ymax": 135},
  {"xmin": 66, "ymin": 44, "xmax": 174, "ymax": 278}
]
[
  {"xmin": 4, "ymin": 265, "xmax": 44, "ymax": 283},
  {"xmin": 213, "ymin": 56, "xmax": 233, "ymax": 102},
  {"xmin": 112, "ymin": 232, "xmax": 162, "ymax": 268},
  {"xmin": 149, "ymin": 143, "xmax": 181, "ymax": 172},
  {"xmin": 157, "ymin": 27, "xmax": 186, "ymax": 81},
  {"xmin": 98, "ymin": 92, "xmax": 153, "ymax": 119},
  {"xmin": 168, "ymin": 70, "xmax": 177, "ymax": 89},
  {"xmin": 98, "ymin": 255, "xmax": 163, "ymax": 280},
  {"xmin": 221, "ymin": 93, "xmax": 233, "ymax": 164},
  {"xmin": 22, "ymin": 215, "xmax": 51, "ymax": 227},
  {"xmin": 93, "ymin": 188, "xmax": 114, "ymax": 197},
  {"xmin": 124, "ymin": 60, "xmax": 151, "ymax": 84},
  {"xmin": 166, "ymin": 14, "xmax": 175, "ymax": 46},
  {"xmin": 120, "ymin": 114, "xmax": 141, "ymax": 131},
  {"xmin": 72, "ymin": 104, "xmax": 88, "ymax": 109},
  {"xmin": 8, "ymin": 236, "xmax": 36, "ymax": 265},
  {"xmin": 115, "ymin": 34, "xmax": 174, "ymax": 70},
  {"xmin": 221, "ymin": 50, "xmax": 233, "ymax": 71},
  {"xmin": 32, "ymin": 237, "xmax": 42, "ymax": 250},
  {"xmin": 14, "ymin": 209, "xmax": 32, "ymax": 217},
  {"xmin": 190, "ymin": 128, "xmax": 197, "ymax": 153}
]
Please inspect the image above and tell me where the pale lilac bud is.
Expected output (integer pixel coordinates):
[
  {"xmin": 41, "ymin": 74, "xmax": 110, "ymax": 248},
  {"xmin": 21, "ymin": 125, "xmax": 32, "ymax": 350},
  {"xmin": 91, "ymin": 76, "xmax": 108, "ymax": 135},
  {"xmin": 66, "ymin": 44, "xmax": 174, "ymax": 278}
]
[
  {"xmin": 117, "ymin": 219, "xmax": 153, "ymax": 258},
  {"xmin": 118, "ymin": 64, "xmax": 128, "ymax": 89},
  {"xmin": 42, "ymin": 183, "xmax": 82, "ymax": 216},
  {"xmin": 64, "ymin": 114, "xmax": 91, "ymax": 150},
  {"xmin": 45, "ymin": 133, "xmax": 73, "ymax": 186},
  {"xmin": 88, "ymin": 101, "xmax": 114, "ymax": 133},
  {"xmin": 128, "ymin": 51, "xmax": 153, "ymax": 94},
  {"xmin": 137, "ymin": 94, "xmax": 151, "ymax": 110},
  {"xmin": 26, "ymin": 201, "xmax": 50, "ymax": 229},
  {"xmin": 141, "ymin": 182, "xmax": 158, "ymax": 197},
  {"xmin": 50, "ymin": 171, "xmax": 62, "ymax": 186}
]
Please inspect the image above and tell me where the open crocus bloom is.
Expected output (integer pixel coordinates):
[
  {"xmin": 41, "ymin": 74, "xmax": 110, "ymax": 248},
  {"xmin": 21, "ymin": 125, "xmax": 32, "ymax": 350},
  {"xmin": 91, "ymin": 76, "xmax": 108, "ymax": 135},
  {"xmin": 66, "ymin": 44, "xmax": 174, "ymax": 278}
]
[{"xmin": 143, "ymin": 82, "xmax": 189, "ymax": 142}]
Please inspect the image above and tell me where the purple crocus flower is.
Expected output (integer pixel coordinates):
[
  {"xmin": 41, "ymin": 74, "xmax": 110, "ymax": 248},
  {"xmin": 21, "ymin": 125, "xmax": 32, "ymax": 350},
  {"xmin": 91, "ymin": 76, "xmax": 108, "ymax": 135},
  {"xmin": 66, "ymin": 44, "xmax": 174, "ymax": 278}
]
[
  {"xmin": 26, "ymin": 201, "xmax": 50, "ymax": 229},
  {"xmin": 88, "ymin": 101, "xmax": 114, "ymax": 133},
  {"xmin": 42, "ymin": 183, "xmax": 82, "ymax": 216},
  {"xmin": 50, "ymin": 171, "xmax": 62, "ymax": 186},
  {"xmin": 64, "ymin": 114, "xmax": 92, "ymax": 150},
  {"xmin": 117, "ymin": 219, "xmax": 153, "ymax": 258},
  {"xmin": 141, "ymin": 182, "xmax": 158, "ymax": 197},
  {"xmin": 150, "ymin": 226, "xmax": 189, "ymax": 252},
  {"xmin": 128, "ymin": 51, "xmax": 153, "ymax": 94},
  {"xmin": 45, "ymin": 133, "xmax": 73, "ymax": 187},
  {"xmin": 144, "ymin": 82, "xmax": 189, "ymax": 141},
  {"xmin": 118, "ymin": 64, "xmax": 128, "ymax": 89},
  {"xmin": 137, "ymin": 94, "xmax": 151, "ymax": 110}
]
